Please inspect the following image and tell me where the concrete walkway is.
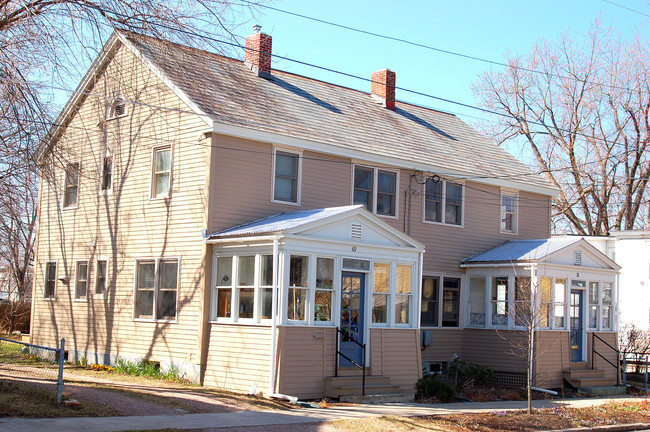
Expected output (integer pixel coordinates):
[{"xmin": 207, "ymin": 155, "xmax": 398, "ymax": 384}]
[{"xmin": 1, "ymin": 396, "xmax": 648, "ymax": 432}]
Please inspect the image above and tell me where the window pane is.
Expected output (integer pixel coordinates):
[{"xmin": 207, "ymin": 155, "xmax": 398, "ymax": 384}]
[
  {"xmin": 157, "ymin": 290, "xmax": 177, "ymax": 320},
  {"xmin": 238, "ymin": 288, "xmax": 254, "ymax": 318},
  {"xmin": 261, "ymin": 287, "xmax": 272, "ymax": 319},
  {"xmin": 446, "ymin": 182, "xmax": 462, "ymax": 205},
  {"xmin": 372, "ymin": 293, "xmax": 388, "ymax": 323},
  {"xmin": 315, "ymin": 290, "xmax": 332, "ymax": 321},
  {"xmin": 157, "ymin": 260, "xmax": 178, "ymax": 320},
  {"xmin": 445, "ymin": 182, "xmax": 462, "ymax": 225},
  {"xmin": 491, "ymin": 277, "xmax": 508, "ymax": 326},
  {"xmin": 76, "ymin": 262, "xmax": 88, "ymax": 299},
  {"xmin": 260, "ymin": 255, "xmax": 273, "ymax": 286},
  {"xmin": 138, "ymin": 262, "xmax": 155, "ymax": 290},
  {"xmin": 316, "ymin": 258, "xmax": 334, "ymax": 289},
  {"xmin": 217, "ymin": 288, "xmax": 232, "ymax": 318},
  {"xmin": 288, "ymin": 288, "xmax": 306, "ymax": 320},
  {"xmin": 373, "ymin": 263, "xmax": 389, "ymax": 293},
  {"xmin": 395, "ymin": 295, "xmax": 410, "ymax": 324},
  {"xmin": 238, "ymin": 256, "xmax": 255, "ymax": 286},
  {"xmin": 554, "ymin": 279, "xmax": 566, "ymax": 303},
  {"xmin": 275, "ymin": 152, "xmax": 298, "ymax": 177},
  {"xmin": 377, "ymin": 171, "xmax": 396, "ymax": 216},
  {"xmin": 156, "ymin": 149, "xmax": 171, "ymax": 172},
  {"xmin": 289, "ymin": 256, "xmax": 308, "ymax": 287},
  {"xmin": 159, "ymin": 261, "xmax": 178, "ymax": 290},
  {"xmin": 274, "ymin": 177, "xmax": 296, "ymax": 202},
  {"xmin": 442, "ymin": 278, "xmax": 460, "ymax": 327},
  {"xmin": 136, "ymin": 290, "xmax": 154, "ymax": 318},
  {"xmin": 589, "ymin": 282, "xmax": 599, "ymax": 304},
  {"xmin": 397, "ymin": 265, "xmax": 412, "ymax": 294},
  {"xmin": 468, "ymin": 277, "xmax": 486, "ymax": 326},
  {"xmin": 102, "ymin": 156, "xmax": 112, "ymax": 191},
  {"xmin": 216, "ymin": 257, "xmax": 232, "ymax": 286},
  {"xmin": 602, "ymin": 282, "xmax": 612, "ymax": 305},
  {"xmin": 155, "ymin": 173, "xmax": 170, "ymax": 196},
  {"xmin": 342, "ymin": 258, "xmax": 370, "ymax": 271},
  {"xmin": 376, "ymin": 193, "xmax": 395, "ymax": 216},
  {"xmin": 539, "ymin": 277, "xmax": 552, "ymax": 327},
  {"xmin": 602, "ymin": 306, "xmax": 611, "ymax": 329},
  {"xmin": 135, "ymin": 262, "xmax": 155, "ymax": 319}
]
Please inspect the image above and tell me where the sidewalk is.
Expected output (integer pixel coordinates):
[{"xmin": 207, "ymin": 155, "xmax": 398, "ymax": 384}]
[{"xmin": 1, "ymin": 396, "xmax": 648, "ymax": 432}]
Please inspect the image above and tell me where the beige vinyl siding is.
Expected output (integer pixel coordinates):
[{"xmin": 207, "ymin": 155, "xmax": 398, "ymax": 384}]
[
  {"xmin": 32, "ymin": 42, "xmax": 209, "ymax": 371},
  {"xmin": 369, "ymin": 328, "xmax": 421, "ymax": 394},
  {"xmin": 203, "ymin": 324, "xmax": 272, "ymax": 393},
  {"xmin": 534, "ymin": 331, "xmax": 570, "ymax": 388},
  {"xmin": 420, "ymin": 329, "xmax": 464, "ymax": 363},
  {"xmin": 461, "ymin": 329, "xmax": 527, "ymax": 373},
  {"xmin": 276, "ymin": 326, "xmax": 336, "ymax": 399}
]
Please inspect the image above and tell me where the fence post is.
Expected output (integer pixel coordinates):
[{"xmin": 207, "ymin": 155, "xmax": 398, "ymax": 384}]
[
  {"xmin": 56, "ymin": 338, "xmax": 65, "ymax": 403},
  {"xmin": 622, "ymin": 357, "xmax": 627, "ymax": 388}
]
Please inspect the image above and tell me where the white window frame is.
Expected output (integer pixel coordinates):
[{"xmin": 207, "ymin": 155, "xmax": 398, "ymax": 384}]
[
  {"xmin": 371, "ymin": 261, "xmax": 391, "ymax": 327},
  {"xmin": 107, "ymin": 95, "xmax": 128, "ymax": 120},
  {"xmin": 351, "ymin": 164, "xmax": 399, "ymax": 218},
  {"xmin": 132, "ymin": 257, "xmax": 180, "ymax": 322},
  {"xmin": 271, "ymin": 148, "xmax": 302, "ymax": 205},
  {"xmin": 394, "ymin": 262, "xmax": 415, "ymax": 327},
  {"xmin": 74, "ymin": 260, "xmax": 90, "ymax": 301},
  {"xmin": 422, "ymin": 178, "xmax": 464, "ymax": 227},
  {"xmin": 150, "ymin": 145, "xmax": 172, "ymax": 200},
  {"xmin": 312, "ymin": 255, "xmax": 337, "ymax": 325},
  {"xmin": 500, "ymin": 189, "xmax": 518, "ymax": 234},
  {"xmin": 63, "ymin": 161, "xmax": 81, "ymax": 209},
  {"xmin": 94, "ymin": 256, "xmax": 108, "ymax": 298},
  {"xmin": 44, "ymin": 261, "xmax": 57, "ymax": 301}
]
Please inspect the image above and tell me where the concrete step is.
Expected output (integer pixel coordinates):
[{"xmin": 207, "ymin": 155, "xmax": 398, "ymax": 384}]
[
  {"xmin": 340, "ymin": 393, "xmax": 414, "ymax": 404},
  {"xmin": 563, "ymin": 368, "xmax": 606, "ymax": 380},
  {"xmin": 578, "ymin": 386, "xmax": 626, "ymax": 395},
  {"xmin": 336, "ymin": 367, "xmax": 371, "ymax": 377},
  {"xmin": 325, "ymin": 375, "xmax": 401, "ymax": 398},
  {"xmin": 563, "ymin": 367, "xmax": 616, "ymax": 388},
  {"xmin": 574, "ymin": 377, "xmax": 618, "ymax": 387}
]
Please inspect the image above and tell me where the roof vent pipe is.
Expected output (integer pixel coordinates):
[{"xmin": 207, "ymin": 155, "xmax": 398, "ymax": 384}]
[
  {"xmin": 371, "ymin": 69, "xmax": 396, "ymax": 110},
  {"xmin": 244, "ymin": 24, "xmax": 272, "ymax": 78}
]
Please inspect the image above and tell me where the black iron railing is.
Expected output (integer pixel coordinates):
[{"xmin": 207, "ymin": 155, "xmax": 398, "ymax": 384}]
[
  {"xmin": 591, "ymin": 333, "xmax": 620, "ymax": 386},
  {"xmin": 335, "ymin": 327, "xmax": 366, "ymax": 396}
]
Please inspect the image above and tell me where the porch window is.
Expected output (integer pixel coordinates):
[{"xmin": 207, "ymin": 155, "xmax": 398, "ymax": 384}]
[
  {"xmin": 237, "ymin": 256, "xmax": 255, "ymax": 319},
  {"xmin": 467, "ymin": 277, "xmax": 485, "ymax": 326},
  {"xmin": 602, "ymin": 282, "xmax": 612, "ymax": 330},
  {"xmin": 554, "ymin": 279, "xmax": 566, "ymax": 328},
  {"xmin": 491, "ymin": 277, "xmax": 508, "ymax": 326},
  {"xmin": 589, "ymin": 281, "xmax": 599, "ymax": 329},
  {"xmin": 395, "ymin": 265, "xmax": 412, "ymax": 324},
  {"xmin": 315, "ymin": 258, "xmax": 334, "ymax": 322},
  {"xmin": 442, "ymin": 278, "xmax": 460, "ymax": 327},
  {"xmin": 420, "ymin": 276, "xmax": 439, "ymax": 326},
  {"xmin": 215, "ymin": 257, "xmax": 233, "ymax": 318},
  {"xmin": 75, "ymin": 261, "xmax": 89, "ymax": 300},
  {"xmin": 372, "ymin": 263, "xmax": 390, "ymax": 323},
  {"xmin": 134, "ymin": 258, "xmax": 178, "ymax": 321},
  {"xmin": 260, "ymin": 255, "xmax": 273, "ymax": 320},
  {"xmin": 539, "ymin": 277, "xmax": 552, "ymax": 328},
  {"xmin": 288, "ymin": 255, "xmax": 308, "ymax": 321},
  {"xmin": 514, "ymin": 277, "xmax": 531, "ymax": 327}
]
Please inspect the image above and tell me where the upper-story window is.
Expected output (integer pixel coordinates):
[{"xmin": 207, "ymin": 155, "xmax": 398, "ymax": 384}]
[
  {"xmin": 501, "ymin": 190, "xmax": 518, "ymax": 233},
  {"xmin": 273, "ymin": 150, "xmax": 300, "ymax": 204},
  {"xmin": 109, "ymin": 96, "xmax": 127, "ymax": 119},
  {"xmin": 101, "ymin": 148, "xmax": 113, "ymax": 193},
  {"xmin": 353, "ymin": 165, "xmax": 397, "ymax": 217},
  {"xmin": 152, "ymin": 146, "xmax": 171, "ymax": 198},
  {"xmin": 64, "ymin": 162, "xmax": 80, "ymax": 208},
  {"xmin": 424, "ymin": 178, "xmax": 462, "ymax": 225}
]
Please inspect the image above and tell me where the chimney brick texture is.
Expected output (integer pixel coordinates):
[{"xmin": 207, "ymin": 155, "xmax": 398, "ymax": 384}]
[
  {"xmin": 245, "ymin": 32, "xmax": 272, "ymax": 78},
  {"xmin": 371, "ymin": 69, "xmax": 396, "ymax": 110}
]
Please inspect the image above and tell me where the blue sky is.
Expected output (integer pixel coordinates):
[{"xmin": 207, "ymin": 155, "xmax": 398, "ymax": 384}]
[{"xmin": 230, "ymin": 0, "xmax": 649, "ymax": 122}]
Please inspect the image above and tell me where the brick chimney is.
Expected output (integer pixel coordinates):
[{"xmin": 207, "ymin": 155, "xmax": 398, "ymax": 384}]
[
  {"xmin": 244, "ymin": 24, "xmax": 272, "ymax": 78},
  {"xmin": 371, "ymin": 69, "xmax": 396, "ymax": 110}
]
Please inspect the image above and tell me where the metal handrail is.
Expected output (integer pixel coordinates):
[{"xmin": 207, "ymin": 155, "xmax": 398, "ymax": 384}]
[
  {"xmin": 591, "ymin": 333, "xmax": 620, "ymax": 386},
  {"xmin": 335, "ymin": 328, "xmax": 366, "ymax": 396}
]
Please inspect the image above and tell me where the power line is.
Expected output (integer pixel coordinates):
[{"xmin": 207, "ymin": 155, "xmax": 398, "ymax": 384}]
[
  {"xmin": 603, "ymin": 0, "xmax": 650, "ymax": 17},
  {"xmin": 234, "ymin": 0, "xmax": 649, "ymax": 95}
]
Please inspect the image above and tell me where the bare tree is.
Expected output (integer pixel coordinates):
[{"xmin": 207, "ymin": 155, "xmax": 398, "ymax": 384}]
[
  {"xmin": 619, "ymin": 323, "xmax": 650, "ymax": 374},
  {"xmin": 473, "ymin": 21, "xmax": 650, "ymax": 235}
]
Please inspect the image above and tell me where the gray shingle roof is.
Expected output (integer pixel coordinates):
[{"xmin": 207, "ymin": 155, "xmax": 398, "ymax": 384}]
[
  {"xmin": 124, "ymin": 32, "xmax": 553, "ymax": 192},
  {"xmin": 461, "ymin": 238, "xmax": 581, "ymax": 264}
]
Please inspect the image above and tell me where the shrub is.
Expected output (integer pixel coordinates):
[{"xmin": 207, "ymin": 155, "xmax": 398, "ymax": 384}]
[
  {"xmin": 415, "ymin": 376, "xmax": 456, "ymax": 402},
  {"xmin": 0, "ymin": 301, "xmax": 31, "ymax": 334},
  {"xmin": 449, "ymin": 359, "xmax": 495, "ymax": 387}
]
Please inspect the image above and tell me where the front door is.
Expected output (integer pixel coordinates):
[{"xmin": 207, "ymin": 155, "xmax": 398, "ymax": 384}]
[
  {"xmin": 340, "ymin": 272, "xmax": 365, "ymax": 367},
  {"xmin": 570, "ymin": 289, "xmax": 584, "ymax": 362}
]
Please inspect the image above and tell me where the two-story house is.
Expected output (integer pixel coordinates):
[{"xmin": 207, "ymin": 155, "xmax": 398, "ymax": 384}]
[{"xmin": 31, "ymin": 28, "xmax": 620, "ymax": 399}]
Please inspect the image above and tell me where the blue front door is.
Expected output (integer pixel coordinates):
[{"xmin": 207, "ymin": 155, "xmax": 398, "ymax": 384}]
[
  {"xmin": 570, "ymin": 289, "xmax": 584, "ymax": 362},
  {"xmin": 340, "ymin": 272, "xmax": 365, "ymax": 367}
]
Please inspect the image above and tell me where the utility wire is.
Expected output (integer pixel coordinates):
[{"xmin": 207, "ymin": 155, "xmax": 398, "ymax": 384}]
[{"xmin": 603, "ymin": 0, "xmax": 650, "ymax": 18}]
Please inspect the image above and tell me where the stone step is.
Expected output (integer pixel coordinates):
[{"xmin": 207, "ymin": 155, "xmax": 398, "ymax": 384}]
[{"xmin": 340, "ymin": 393, "xmax": 414, "ymax": 404}]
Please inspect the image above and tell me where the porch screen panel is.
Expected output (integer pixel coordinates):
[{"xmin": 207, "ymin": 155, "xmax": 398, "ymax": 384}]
[
  {"xmin": 468, "ymin": 277, "xmax": 485, "ymax": 326},
  {"xmin": 589, "ymin": 281, "xmax": 599, "ymax": 329},
  {"xmin": 237, "ymin": 256, "xmax": 255, "ymax": 319},
  {"xmin": 491, "ymin": 277, "xmax": 508, "ymax": 326},
  {"xmin": 602, "ymin": 282, "xmax": 612, "ymax": 329},
  {"xmin": 288, "ymin": 255, "xmax": 308, "ymax": 321},
  {"xmin": 215, "ymin": 257, "xmax": 233, "ymax": 318},
  {"xmin": 420, "ymin": 276, "xmax": 439, "ymax": 326},
  {"xmin": 260, "ymin": 255, "xmax": 273, "ymax": 320},
  {"xmin": 315, "ymin": 257, "xmax": 334, "ymax": 322},
  {"xmin": 554, "ymin": 279, "xmax": 566, "ymax": 328},
  {"xmin": 395, "ymin": 265, "xmax": 412, "ymax": 324},
  {"xmin": 539, "ymin": 277, "xmax": 552, "ymax": 328},
  {"xmin": 514, "ymin": 277, "xmax": 531, "ymax": 327},
  {"xmin": 373, "ymin": 263, "xmax": 390, "ymax": 323}
]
